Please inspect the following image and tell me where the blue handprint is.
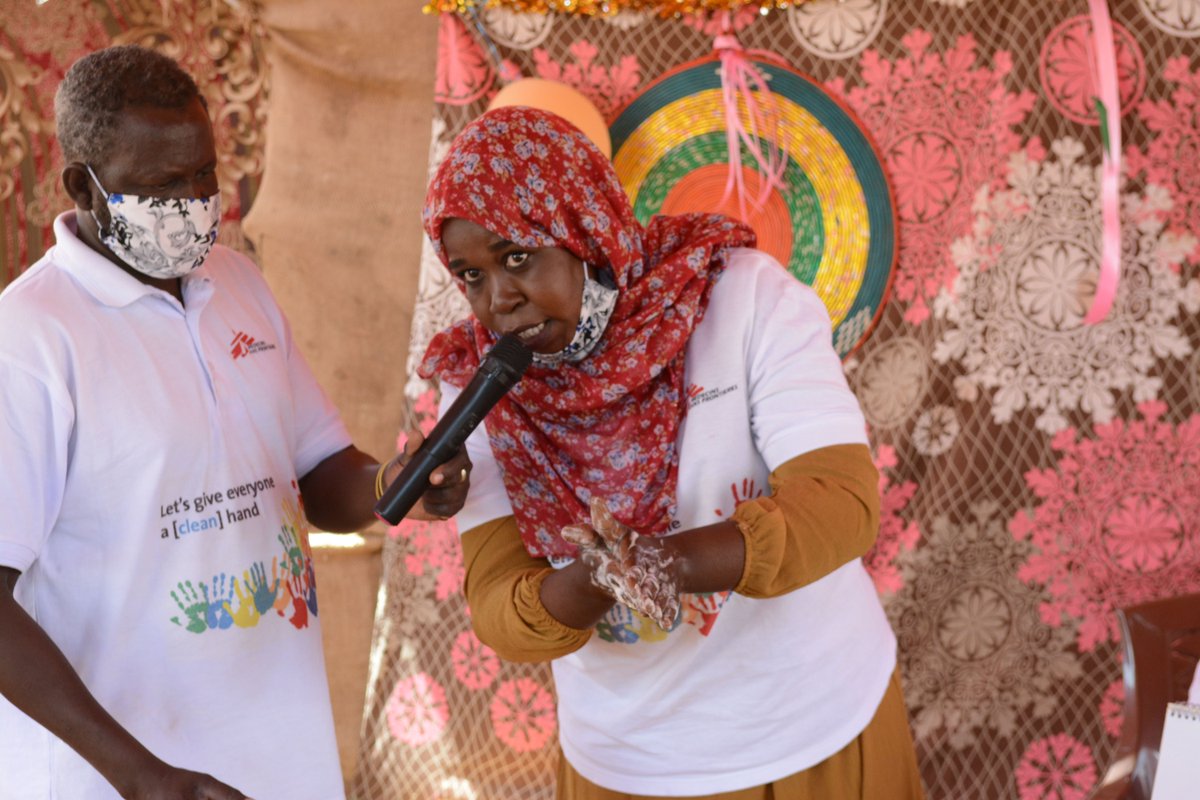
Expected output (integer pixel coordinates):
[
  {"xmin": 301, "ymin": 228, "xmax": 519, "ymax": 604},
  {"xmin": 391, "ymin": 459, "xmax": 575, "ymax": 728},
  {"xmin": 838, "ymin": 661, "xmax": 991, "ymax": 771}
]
[
  {"xmin": 170, "ymin": 581, "xmax": 208, "ymax": 634},
  {"xmin": 201, "ymin": 574, "xmax": 235, "ymax": 630},
  {"xmin": 244, "ymin": 560, "xmax": 279, "ymax": 615},
  {"xmin": 596, "ymin": 604, "xmax": 640, "ymax": 644},
  {"xmin": 301, "ymin": 559, "xmax": 319, "ymax": 616}
]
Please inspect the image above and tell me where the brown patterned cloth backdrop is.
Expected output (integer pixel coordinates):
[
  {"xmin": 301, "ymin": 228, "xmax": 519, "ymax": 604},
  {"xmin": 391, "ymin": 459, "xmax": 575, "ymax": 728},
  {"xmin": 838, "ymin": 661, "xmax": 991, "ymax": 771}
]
[
  {"xmin": 4, "ymin": 2, "xmax": 1199, "ymax": 798},
  {"xmin": 366, "ymin": 2, "xmax": 1200, "ymax": 799},
  {"xmin": 0, "ymin": 0, "xmax": 268, "ymax": 287}
]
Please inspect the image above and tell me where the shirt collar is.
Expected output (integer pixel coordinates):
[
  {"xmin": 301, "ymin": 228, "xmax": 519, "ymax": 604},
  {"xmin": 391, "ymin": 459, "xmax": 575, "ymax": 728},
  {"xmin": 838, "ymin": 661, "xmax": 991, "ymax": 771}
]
[{"xmin": 52, "ymin": 211, "xmax": 212, "ymax": 309}]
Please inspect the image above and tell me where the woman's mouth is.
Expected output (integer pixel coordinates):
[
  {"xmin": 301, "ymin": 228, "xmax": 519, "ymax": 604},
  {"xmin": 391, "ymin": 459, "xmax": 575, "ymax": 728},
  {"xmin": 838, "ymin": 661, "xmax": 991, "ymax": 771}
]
[
  {"xmin": 517, "ymin": 321, "xmax": 547, "ymax": 342},
  {"xmin": 511, "ymin": 320, "xmax": 560, "ymax": 352}
]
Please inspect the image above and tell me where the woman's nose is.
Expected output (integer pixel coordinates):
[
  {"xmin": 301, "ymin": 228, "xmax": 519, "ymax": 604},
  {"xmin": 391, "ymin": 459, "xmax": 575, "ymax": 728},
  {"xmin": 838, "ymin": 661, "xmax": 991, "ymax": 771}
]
[{"xmin": 489, "ymin": 275, "xmax": 523, "ymax": 315}]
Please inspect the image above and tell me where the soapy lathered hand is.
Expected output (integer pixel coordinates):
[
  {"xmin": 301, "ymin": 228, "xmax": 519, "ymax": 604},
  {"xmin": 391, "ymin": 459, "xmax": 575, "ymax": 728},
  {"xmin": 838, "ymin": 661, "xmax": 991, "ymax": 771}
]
[{"xmin": 561, "ymin": 498, "xmax": 680, "ymax": 630}]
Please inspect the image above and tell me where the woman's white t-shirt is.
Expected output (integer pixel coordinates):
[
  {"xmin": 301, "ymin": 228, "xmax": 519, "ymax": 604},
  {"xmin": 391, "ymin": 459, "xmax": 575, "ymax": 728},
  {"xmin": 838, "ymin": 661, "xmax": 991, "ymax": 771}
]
[{"xmin": 447, "ymin": 248, "xmax": 897, "ymax": 796}]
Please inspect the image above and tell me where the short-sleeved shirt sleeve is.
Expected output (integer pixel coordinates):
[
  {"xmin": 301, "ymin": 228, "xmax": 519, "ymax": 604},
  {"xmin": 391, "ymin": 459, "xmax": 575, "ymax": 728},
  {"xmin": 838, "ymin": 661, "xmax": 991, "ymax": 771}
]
[
  {"xmin": 741, "ymin": 252, "xmax": 868, "ymax": 469},
  {"xmin": 0, "ymin": 362, "xmax": 72, "ymax": 570}
]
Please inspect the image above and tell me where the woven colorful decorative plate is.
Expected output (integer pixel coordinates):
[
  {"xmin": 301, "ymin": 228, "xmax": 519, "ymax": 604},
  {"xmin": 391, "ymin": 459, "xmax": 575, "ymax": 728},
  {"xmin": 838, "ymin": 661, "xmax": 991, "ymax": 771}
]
[{"xmin": 610, "ymin": 54, "xmax": 896, "ymax": 358}]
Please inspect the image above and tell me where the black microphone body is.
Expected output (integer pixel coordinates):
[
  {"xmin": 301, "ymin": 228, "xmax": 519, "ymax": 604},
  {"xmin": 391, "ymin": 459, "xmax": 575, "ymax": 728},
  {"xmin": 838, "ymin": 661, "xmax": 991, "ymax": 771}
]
[{"xmin": 375, "ymin": 334, "xmax": 532, "ymax": 525}]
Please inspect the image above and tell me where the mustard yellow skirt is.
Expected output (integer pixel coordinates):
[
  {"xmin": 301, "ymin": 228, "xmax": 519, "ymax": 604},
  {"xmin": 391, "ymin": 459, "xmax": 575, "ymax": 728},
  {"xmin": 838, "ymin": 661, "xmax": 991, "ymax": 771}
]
[{"xmin": 556, "ymin": 669, "xmax": 925, "ymax": 800}]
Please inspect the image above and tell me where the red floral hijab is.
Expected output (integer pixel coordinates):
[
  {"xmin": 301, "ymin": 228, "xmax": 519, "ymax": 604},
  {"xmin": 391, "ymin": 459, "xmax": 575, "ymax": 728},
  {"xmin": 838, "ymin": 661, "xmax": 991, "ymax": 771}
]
[{"xmin": 419, "ymin": 107, "xmax": 755, "ymax": 559}]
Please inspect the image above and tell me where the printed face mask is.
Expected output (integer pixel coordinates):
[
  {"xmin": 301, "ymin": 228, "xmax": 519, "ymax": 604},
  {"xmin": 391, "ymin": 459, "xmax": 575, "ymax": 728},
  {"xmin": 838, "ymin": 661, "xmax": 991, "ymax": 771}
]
[
  {"xmin": 533, "ymin": 263, "xmax": 619, "ymax": 368},
  {"xmin": 86, "ymin": 164, "xmax": 220, "ymax": 280}
]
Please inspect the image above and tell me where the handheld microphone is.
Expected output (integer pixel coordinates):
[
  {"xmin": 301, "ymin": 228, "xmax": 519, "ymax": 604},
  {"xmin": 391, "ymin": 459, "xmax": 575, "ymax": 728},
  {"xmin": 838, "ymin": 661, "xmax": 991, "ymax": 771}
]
[{"xmin": 374, "ymin": 333, "xmax": 533, "ymax": 525}]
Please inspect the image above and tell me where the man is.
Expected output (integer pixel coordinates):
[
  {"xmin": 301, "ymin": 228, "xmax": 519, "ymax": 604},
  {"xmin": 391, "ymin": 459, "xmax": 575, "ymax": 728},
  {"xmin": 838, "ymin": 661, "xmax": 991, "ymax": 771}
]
[{"xmin": 0, "ymin": 45, "xmax": 466, "ymax": 799}]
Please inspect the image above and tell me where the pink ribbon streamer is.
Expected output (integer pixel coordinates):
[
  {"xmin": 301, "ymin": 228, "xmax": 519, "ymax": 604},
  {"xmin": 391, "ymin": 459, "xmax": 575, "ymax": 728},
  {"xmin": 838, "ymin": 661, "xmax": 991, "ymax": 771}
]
[
  {"xmin": 1083, "ymin": 0, "xmax": 1122, "ymax": 325},
  {"xmin": 713, "ymin": 28, "xmax": 787, "ymax": 221}
]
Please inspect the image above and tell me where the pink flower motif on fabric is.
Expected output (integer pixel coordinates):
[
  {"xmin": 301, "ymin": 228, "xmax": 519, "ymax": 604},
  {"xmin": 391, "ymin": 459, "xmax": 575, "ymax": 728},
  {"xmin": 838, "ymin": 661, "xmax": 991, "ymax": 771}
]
[
  {"xmin": 828, "ymin": 29, "xmax": 1036, "ymax": 323},
  {"xmin": 890, "ymin": 132, "xmax": 962, "ymax": 224},
  {"xmin": 527, "ymin": 40, "xmax": 641, "ymax": 121},
  {"xmin": 1100, "ymin": 679, "xmax": 1125, "ymax": 739},
  {"xmin": 1104, "ymin": 493, "xmax": 1185, "ymax": 573},
  {"xmin": 451, "ymin": 630, "xmax": 500, "ymax": 691},
  {"xmin": 387, "ymin": 389, "xmax": 464, "ymax": 598},
  {"xmin": 412, "ymin": 388, "xmax": 440, "ymax": 436},
  {"xmin": 435, "ymin": 14, "xmax": 495, "ymax": 106},
  {"xmin": 1014, "ymin": 733, "xmax": 1097, "ymax": 800},
  {"xmin": 1126, "ymin": 57, "xmax": 1200, "ymax": 262},
  {"xmin": 1010, "ymin": 402, "xmax": 1200, "ymax": 651},
  {"xmin": 866, "ymin": 444, "xmax": 920, "ymax": 596},
  {"xmin": 490, "ymin": 678, "xmax": 556, "ymax": 752},
  {"xmin": 683, "ymin": 7, "xmax": 758, "ymax": 36},
  {"xmin": 1039, "ymin": 16, "xmax": 1145, "ymax": 126},
  {"xmin": 386, "ymin": 673, "xmax": 450, "ymax": 747},
  {"xmin": 390, "ymin": 518, "xmax": 464, "ymax": 602}
]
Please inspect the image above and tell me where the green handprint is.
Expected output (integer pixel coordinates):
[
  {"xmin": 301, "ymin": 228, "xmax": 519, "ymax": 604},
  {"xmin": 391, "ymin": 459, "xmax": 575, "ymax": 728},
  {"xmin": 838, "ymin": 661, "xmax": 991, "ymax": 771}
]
[
  {"xmin": 278, "ymin": 527, "xmax": 304, "ymax": 577},
  {"xmin": 170, "ymin": 580, "xmax": 208, "ymax": 634}
]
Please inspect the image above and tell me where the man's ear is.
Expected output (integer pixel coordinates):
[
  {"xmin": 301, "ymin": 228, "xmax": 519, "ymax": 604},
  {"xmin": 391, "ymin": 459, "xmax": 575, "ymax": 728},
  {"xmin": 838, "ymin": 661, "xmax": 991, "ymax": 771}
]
[{"xmin": 62, "ymin": 163, "xmax": 96, "ymax": 211}]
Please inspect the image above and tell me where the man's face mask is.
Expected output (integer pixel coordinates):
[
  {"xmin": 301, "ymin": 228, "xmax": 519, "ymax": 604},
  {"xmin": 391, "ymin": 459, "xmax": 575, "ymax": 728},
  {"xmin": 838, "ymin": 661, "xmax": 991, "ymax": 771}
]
[
  {"xmin": 532, "ymin": 263, "xmax": 618, "ymax": 368},
  {"xmin": 86, "ymin": 164, "xmax": 220, "ymax": 280}
]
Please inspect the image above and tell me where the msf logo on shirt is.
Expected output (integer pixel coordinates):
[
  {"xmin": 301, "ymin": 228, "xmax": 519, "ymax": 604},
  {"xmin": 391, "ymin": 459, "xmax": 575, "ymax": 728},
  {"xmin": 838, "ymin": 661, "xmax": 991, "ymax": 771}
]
[
  {"xmin": 230, "ymin": 330, "xmax": 277, "ymax": 360},
  {"xmin": 687, "ymin": 382, "xmax": 738, "ymax": 408}
]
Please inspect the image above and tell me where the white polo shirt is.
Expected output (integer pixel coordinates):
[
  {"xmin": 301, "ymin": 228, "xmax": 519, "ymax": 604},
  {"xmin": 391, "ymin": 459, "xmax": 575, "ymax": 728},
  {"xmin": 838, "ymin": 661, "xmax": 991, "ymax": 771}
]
[
  {"xmin": 0, "ymin": 213, "xmax": 349, "ymax": 799},
  {"xmin": 451, "ymin": 248, "xmax": 897, "ymax": 796}
]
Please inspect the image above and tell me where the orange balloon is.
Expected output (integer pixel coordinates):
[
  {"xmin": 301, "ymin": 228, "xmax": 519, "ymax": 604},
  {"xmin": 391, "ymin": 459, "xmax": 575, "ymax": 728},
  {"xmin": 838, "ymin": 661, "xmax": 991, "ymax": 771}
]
[{"xmin": 487, "ymin": 78, "xmax": 612, "ymax": 159}]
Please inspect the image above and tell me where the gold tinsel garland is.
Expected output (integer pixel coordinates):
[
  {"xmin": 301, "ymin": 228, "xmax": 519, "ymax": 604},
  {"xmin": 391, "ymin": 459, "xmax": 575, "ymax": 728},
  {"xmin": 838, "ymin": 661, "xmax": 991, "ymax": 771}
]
[{"xmin": 423, "ymin": 0, "xmax": 804, "ymax": 16}]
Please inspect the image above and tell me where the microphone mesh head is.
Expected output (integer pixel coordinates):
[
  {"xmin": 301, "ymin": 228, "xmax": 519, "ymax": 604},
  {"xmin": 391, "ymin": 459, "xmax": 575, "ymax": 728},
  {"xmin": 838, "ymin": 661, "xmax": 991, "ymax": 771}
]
[{"xmin": 488, "ymin": 333, "xmax": 534, "ymax": 376}]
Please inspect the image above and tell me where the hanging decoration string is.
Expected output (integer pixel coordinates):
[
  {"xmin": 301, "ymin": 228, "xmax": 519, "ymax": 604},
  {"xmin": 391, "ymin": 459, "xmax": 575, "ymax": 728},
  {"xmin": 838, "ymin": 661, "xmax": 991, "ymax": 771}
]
[
  {"xmin": 465, "ymin": 3, "xmax": 513, "ymax": 80},
  {"xmin": 713, "ymin": 18, "xmax": 787, "ymax": 220},
  {"xmin": 423, "ymin": 1, "xmax": 804, "ymax": 16},
  {"xmin": 1083, "ymin": 0, "xmax": 1122, "ymax": 325}
]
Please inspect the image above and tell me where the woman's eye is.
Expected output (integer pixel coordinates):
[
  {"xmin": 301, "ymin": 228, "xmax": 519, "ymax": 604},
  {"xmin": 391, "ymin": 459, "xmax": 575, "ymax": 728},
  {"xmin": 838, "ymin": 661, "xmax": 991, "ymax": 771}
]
[
  {"xmin": 459, "ymin": 268, "xmax": 483, "ymax": 285},
  {"xmin": 504, "ymin": 251, "xmax": 529, "ymax": 269}
]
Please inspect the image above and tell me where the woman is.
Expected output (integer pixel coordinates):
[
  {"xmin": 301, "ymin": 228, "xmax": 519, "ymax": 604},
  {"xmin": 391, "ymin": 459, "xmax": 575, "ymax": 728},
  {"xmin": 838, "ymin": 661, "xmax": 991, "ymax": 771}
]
[{"xmin": 419, "ymin": 106, "xmax": 923, "ymax": 799}]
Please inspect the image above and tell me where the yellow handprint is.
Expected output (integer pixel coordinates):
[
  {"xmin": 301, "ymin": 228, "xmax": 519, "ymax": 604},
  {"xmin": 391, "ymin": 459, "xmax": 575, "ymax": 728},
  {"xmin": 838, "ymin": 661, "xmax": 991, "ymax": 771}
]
[{"xmin": 224, "ymin": 577, "xmax": 261, "ymax": 629}]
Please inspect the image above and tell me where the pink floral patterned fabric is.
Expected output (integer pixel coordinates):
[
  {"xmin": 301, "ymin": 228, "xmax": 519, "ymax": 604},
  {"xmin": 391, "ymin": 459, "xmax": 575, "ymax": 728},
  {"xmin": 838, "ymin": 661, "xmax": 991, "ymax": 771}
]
[
  {"xmin": 1015, "ymin": 733, "xmax": 1098, "ymax": 800},
  {"xmin": 828, "ymin": 28, "xmax": 1038, "ymax": 325},
  {"xmin": 1011, "ymin": 401, "xmax": 1200, "ymax": 652},
  {"xmin": 419, "ymin": 106, "xmax": 754, "ymax": 558}
]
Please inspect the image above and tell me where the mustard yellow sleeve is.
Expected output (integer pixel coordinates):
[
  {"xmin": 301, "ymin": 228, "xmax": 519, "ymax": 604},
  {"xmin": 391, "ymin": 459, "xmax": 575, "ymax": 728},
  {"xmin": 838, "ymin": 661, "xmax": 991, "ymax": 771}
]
[
  {"xmin": 460, "ymin": 516, "xmax": 593, "ymax": 663},
  {"xmin": 731, "ymin": 443, "xmax": 880, "ymax": 599}
]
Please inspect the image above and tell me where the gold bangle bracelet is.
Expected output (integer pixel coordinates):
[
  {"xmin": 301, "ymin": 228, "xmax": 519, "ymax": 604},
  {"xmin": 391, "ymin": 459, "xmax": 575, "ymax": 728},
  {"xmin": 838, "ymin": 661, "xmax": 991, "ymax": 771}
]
[{"xmin": 374, "ymin": 460, "xmax": 391, "ymax": 501}]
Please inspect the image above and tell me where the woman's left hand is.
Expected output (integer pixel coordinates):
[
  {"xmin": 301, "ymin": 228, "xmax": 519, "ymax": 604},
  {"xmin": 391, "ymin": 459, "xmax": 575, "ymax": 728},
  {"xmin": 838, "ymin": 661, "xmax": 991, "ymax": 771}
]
[
  {"xmin": 561, "ymin": 498, "xmax": 681, "ymax": 630},
  {"xmin": 382, "ymin": 428, "xmax": 473, "ymax": 521}
]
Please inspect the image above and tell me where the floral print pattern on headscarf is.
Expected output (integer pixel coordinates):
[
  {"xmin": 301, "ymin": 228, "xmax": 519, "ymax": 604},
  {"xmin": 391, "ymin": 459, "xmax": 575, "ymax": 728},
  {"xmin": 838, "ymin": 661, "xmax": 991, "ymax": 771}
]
[{"xmin": 419, "ymin": 107, "xmax": 755, "ymax": 559}]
